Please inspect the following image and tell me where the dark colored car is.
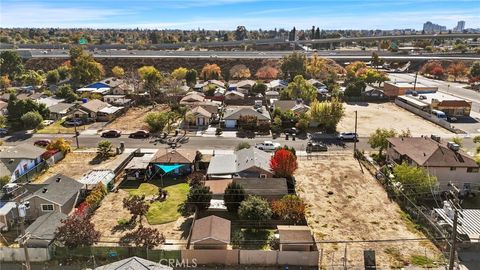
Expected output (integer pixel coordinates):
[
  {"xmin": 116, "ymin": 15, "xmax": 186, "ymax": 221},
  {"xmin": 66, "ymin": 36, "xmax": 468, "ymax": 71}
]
[
  {"xmin": 0, "ymin": 128, "xmax": 8, "ymax": 136},
  {"xmin": 306, "ymin": 141, "xmax": 328, "ymax": 152},
  {"xmin": 284, "ymin": 127, "xmax": 297, "ymax": 135},
  {"xmin": 101, "ymin": 130, "xmax": 122, "ymax": 138},
  {"xmin": 447, "ymin": 116, "xmax": 457, "ymax": 123},
  {"xmin": 34, "ymin": 139, "xmax": 51, "ymax": 147},
  {"xmin": 129, "ymin": 130, "xmax": 150, "ymax": 138},
  {"xmin": 64, "ymin": 118, "xmax": 84, "ymax": 126}
]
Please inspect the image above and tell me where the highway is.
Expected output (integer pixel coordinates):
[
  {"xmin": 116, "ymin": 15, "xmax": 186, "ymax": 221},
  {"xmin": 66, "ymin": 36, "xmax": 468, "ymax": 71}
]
[{"xmin": 28, "ymin": 49, "xmax": 480, "ymax": 60}]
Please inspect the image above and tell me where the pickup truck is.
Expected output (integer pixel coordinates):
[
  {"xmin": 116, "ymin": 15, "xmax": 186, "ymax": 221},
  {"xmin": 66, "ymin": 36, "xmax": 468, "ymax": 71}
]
[{"xmin": 255, "ymin": 141, "xmax": 281, "ymax": 151}]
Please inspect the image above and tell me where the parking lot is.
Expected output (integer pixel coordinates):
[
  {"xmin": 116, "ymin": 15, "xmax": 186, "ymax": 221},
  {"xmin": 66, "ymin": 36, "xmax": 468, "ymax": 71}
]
[{"xmin": 337, "ymin": 102, "xmax": 453, "ymax": 137}]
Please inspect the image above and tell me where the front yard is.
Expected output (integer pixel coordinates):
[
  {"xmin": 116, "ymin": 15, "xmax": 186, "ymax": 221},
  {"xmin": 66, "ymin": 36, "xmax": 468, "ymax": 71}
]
[
  {"xmin": 124, "ymin": 180, "xmax": 189, "ymax": 225},
  {"xmin": 36, "ymin": 119, "xmax": 94, "ymax": 134}
]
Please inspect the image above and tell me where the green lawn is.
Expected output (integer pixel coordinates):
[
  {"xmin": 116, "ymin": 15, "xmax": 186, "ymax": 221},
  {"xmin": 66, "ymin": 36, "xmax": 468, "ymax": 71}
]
[{"xmin": 125, "ymin": 181, "xmax": 189, "ymax": 225}]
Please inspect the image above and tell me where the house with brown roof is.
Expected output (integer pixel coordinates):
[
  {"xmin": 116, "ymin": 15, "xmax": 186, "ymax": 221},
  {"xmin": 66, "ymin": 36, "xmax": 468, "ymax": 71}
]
[
  {"xmin": 186, "ymin": 106, "xmax": 212, "ymax": 127},
  {"xmin": 387, "ymin": 136, "xmax": 480, "ymax": 190},
  {"xmin": 190, "ymin": 215, "xmax": 231, "ymax": 249},
  {"xmin": 273, "ymin": 100, "xmax": 310, "ymax": 115},
  {"xmin": 236, "ymin": 80, "xmax": 256, "ymax": 94},
  {"xmin": 79, "ymin": 99, "xmax": 124, "ymax": 122},
  {"xmin": 149, "ymin": 149, "xmax": 199, "ymax": 176},
  {"xmin": 277, "ymin": 225, "xmax": 315, "ymax": 251}
]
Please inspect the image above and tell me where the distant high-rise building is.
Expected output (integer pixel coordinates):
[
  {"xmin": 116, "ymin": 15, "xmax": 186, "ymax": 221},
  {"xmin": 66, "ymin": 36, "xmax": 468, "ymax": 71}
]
[
  {"xmin": 423, "ymin": 21, "xmax": 447, "ymax": 33},
  {"xmin": 453, "ymin": 21, "xmax": 466, "ymax": 32}
]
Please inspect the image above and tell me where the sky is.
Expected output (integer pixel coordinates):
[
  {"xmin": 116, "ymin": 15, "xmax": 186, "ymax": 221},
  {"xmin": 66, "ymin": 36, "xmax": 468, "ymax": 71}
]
[{"xmin": 0, "ymin": 0, "xmax": 479, "ymax": 30}]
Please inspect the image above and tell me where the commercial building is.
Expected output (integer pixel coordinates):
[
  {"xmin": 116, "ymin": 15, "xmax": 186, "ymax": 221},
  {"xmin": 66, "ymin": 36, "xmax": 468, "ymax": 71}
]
[
  {"xmin": 383, "ymin": 81, "xmax": 438, "ymax": 97},
  {"xmin": 423, "ymin": 21, "xmax": 447, "ymax": 33},
  {"xmin": 453, "ymin": 21, "xmax": 466, "ymax": 32},
  {"xmin": 397, "ymin": 92, "xmax": 472, "ymax": 117}
]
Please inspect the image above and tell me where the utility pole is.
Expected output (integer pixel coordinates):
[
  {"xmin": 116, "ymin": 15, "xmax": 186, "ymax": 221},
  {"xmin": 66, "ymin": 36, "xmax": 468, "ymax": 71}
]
[
  {"xmin": 448, "ymin": 183, "xmax": 461, "ymax": 270},
  {"xmin": 17, "ymin": 203, "xmax": 31, "ymax": 270},
  {"xmin": 413, "ymin": 71, "xmax": 418, "ymax": 92},
  {"xmin": 353, "ymin": 110, "xmax": 358, "ymax": 155},
  {"xmin": 74, "ymin": 123, "xmax": 80, "ymax": 149}
]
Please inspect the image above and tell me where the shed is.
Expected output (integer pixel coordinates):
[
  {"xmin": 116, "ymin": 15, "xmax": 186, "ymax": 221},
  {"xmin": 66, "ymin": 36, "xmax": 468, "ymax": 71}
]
[
  {"xmin": 277, "ymin": 225, "xmax": 315, "ymax": 251},
  {"xmin": 78, "ymin": 169, "xmax": 115, "ymax": 190}
]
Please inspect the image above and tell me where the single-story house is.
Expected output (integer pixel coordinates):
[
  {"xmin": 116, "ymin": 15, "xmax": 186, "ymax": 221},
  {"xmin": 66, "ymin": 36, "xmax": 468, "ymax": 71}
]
[
  {"xmin": 193, "ymin": 82, "xmax": 207, "ymax": 92},
  {"xmin": 124, "ymin": 151, "xmax": 156, "ymax": 180},
  {"xmin": 277, "ymin": 225, "xmax": 315, "ymax": 251},
  {"xmin": 387, "ymin": 136, "xmax": 479, "ymax": 191},
  {"xmin": 23, "ymin": 174, "xmax": 83, "ymax": 220},
  {"xmin": 80, "ymin": 99, "xmax": 123, "ymax": 122},
  {"xmin": 37, "ymin": 97, "xmax": 64, "ymax": 108},
  {"xmin": 24, "ymin": 211, "xmax": 67, "ymax": 247},
  {"xmin": 214, "ymin": 87, "xmax": 226, "ymax": 97},
  {"xmin": 95, "ymin": 256, "xmax": 173, "ymax": 270},
  {"xmin": 180, "ymin": 92, "xmax": 206, "ymax": 104},
  {"xmin": 223, "ymin": 107, "xmax": 271, "ymax": 129},
  {"xmin": 186, "ymin": 106, "xmax": 212, "ymax": 126},
  {"xmin": 112, "ymin": 82, "xmax": 136, "ymax": 96},
  {"xmin": 267, "ymin": 80, "xmax": 288, "ymax": 92},
  {"xmin": 307, "ymin": 79, "xmax": 326, "ymax": 90},
  {"xmin": 236, "ymin": 80, "xmax": 256, "ymax": 94},
  {"xmin": 190, "ymin": 215, "xmax": 231, "ymax": 250},
  {"xmin": 149, "ymin": 149, "xmax": 198, "ymax": 177},
  {"xmin": 224, "ymin": 91, "xmax": 245, "ymax": 100},
  {"xmin": 0, "ymin": 144, "xmax": 46, "ymax": 182},
  {"xmin": 207, "ymin": 80, "xmax": 225, "ymax": 89},
  {"xmin": 273, "ymin": 100, "xmax": 310, "ymax": 115},
  {"xmin": 205, "ymin": 177, "xmax": 288, "ymax": 200},
  {"xmin": 48, "ymin": 102, "xmax": 76, "ymax": 120},
  {"xmin": 207, "ymin": 148, "xmax": 273, "ymax": 179},
  {"xmin": 103, "ymin": 95, "xmax": 133, "ymax": 107},
  {"xmin": 77, "ymin": 77, "xmax": 125, "ymax": 95}
]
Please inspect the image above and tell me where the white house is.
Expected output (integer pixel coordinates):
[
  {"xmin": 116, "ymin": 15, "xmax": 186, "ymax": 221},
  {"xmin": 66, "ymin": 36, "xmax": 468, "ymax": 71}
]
[{"xmin": 0, "ymin": 144, "xmax": 46, "ymax": 182}]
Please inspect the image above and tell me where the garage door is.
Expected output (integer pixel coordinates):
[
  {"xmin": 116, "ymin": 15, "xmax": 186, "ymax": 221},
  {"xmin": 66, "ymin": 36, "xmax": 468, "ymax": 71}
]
[{"xmin": 225, "ymin": 120, "xmax": 236, "ymax": 128}]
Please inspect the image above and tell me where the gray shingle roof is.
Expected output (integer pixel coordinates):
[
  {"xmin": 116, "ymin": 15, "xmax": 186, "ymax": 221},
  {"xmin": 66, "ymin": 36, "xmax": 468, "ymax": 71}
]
[
  {"xmin": 26, "ymin": 174, "xmax": 83, "ymax": 206},
  {"xmin": 234, "ymin": 178, "xmax": 288, "ymax": 197},
  {"xmin": 48, "ymin": 102, "xmax": 75, "ymax": 114},
  {"xmin": 95, "ymin": 256, "xmax": 173, "ymax": 270},
  {"xmin": 0, "ymin": 144, "xmax": 45, "ymax": 160},
  {"xmin": 25, "ymin": 211, "xmax": 67, "ymax": 241},
  {"xmin": 223, "ymin": 107, "xmax": 270, "ymax": 121},
  {"xmin": 207, "ymin": 148, "xmax": 271, "ymax": 175}
]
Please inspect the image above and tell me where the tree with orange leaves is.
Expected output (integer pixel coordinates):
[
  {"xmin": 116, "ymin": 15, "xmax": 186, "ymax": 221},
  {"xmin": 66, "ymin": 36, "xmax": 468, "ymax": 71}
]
[
  {"xmin": 270, "ymin": 148, "xmax": 298, "ymax": 178},
  {"xmin": 255, "ymin": 65, "xmax": 279, "ymax": 80},
  {"xmin": 447, "ymin": 62, "xmax": 468, "ymax": 82},
  {"xmin": 271, "ymin": 195, "xmax": 306, "ymax": 224},
  {"xmin": 200, "ymin": 63, "xmax": 222, "ymax": 80}
]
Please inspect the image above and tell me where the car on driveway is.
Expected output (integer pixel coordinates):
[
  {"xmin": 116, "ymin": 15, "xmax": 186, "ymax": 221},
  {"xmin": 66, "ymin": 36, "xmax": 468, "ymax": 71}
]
[
  {"xmin": 255, "ymin": 141, "xmax": 281, "ymax": 151},
  {"xmin": 101, "ymin": 130, "xmax": 122, "ymax": 138},
  {"xmin": 129, "ymin": 130, "xmax": 150, "ymax": 138},
  {"xmin": 64, "ymin": 118, "xmax": 84, "ymax": 126},
  {"xmin": 34, "ymin": 139, "xmax": 51, "ymax": 147},
  {"xmin": 284, "ymin": 127, "xmax": 297, "ymax": 135},
  {"xmin": 338, "ymin": 132, "xmax": 358, "ymax": 141},
  {"xmin": 42, "ymin": 120, "xmax": 54, "ymax": 126},
  {"xmin": 306, "ymin": 141, "xmax": 328, "ymax": 152}
]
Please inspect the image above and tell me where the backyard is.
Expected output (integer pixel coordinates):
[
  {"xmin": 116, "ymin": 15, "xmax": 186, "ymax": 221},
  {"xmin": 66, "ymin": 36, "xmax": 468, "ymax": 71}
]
[
  {"xmin": 91, "ymin": 178, "xmax": 190, "ymax": 246},
  {"xmin": 34, "ymin": 151, "xmax": 121, "ymax": 183},
  {"xmin": 337, "ymin": 102, "xmax": 452, "ymax": 137},
  {"xmin": 294, "ymin": 154, "xmax": 443, "ymax": 269},
  {"xmin": 231, "ymin": 227, "xmax": 275, "ymax": 250}
]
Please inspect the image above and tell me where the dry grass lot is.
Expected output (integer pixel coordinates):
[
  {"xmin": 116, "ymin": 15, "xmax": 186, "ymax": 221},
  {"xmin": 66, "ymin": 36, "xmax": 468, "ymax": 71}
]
[
  {"xmin": 105, "ymin": 105, "xmax": 168, "ymax": 132},
  {"xmin": 337, "ymin": 102, "xmax": 452, "ymax": 137},
  {"xmin": 295, "ymin": 155, "xmax": 442, "ymax": 268},
  {"xmin": 91, "ymin": 189, "xmax": 189, "ymax": 246},
  {"xmin": 34, "ymin": 152, "xmax": 120, "ymax": 183}
]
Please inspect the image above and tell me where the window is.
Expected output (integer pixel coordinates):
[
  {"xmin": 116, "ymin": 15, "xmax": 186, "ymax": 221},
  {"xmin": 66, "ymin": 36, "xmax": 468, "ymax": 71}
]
[
  {"xmin": 41, "ymin": 204, "xmax": 54, "ymax": 212},
  {"xmin": 260, "ymin": 174, "xmax": 267, "ymax": 178},
  {"xmin": 467, "ymin": 167, "xmax": 479, "ymax": 173},
  {"xmin": 450, "ymin": 167, "xmax": 456, "ymax": 171}
]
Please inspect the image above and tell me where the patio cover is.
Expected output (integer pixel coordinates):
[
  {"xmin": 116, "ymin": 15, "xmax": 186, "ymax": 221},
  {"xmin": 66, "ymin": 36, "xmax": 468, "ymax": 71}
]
[{"xmin": 154, "ymin": 164, "xmax": 184, "ymax": 174}]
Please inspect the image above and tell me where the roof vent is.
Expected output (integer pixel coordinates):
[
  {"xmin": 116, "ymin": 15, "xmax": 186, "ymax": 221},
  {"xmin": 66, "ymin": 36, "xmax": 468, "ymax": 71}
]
[
  {"xmin": 56, "ymin": 177, "xmax": 61, "ymax": 182},
  {"xmin": 430, "ymin": 135, "xmax": 441, "ymax": 142},
  {"xmin": 447, "ymin": 142, "xmax": 460, "ymax": 152},
  {"xmin": 42, "ymin": 188, "xmax": 48, "ymax": 193}
]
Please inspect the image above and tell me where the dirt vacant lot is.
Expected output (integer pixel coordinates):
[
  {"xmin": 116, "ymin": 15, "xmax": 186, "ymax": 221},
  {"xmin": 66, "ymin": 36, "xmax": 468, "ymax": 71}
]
[
  {"xmin": 105, "ymin": 105, "xmax": 168, "ymax": 133},
  {"xmin": 34, "ymin": 152, "xmax": 120, "ymax": 183},
  {"xmin": 295, "ymin": 155, "xmax": 442, "ymax": 268},
  {"xmin": 337, "ymin": 102, "xmax": 452, "ymax": 136}
]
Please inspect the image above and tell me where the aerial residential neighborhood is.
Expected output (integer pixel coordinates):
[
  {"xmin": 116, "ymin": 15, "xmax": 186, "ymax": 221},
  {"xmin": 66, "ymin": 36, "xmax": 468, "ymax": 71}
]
[{"xmin": 1, "ymin": 1, "xmax": 480, "ymax": 270}]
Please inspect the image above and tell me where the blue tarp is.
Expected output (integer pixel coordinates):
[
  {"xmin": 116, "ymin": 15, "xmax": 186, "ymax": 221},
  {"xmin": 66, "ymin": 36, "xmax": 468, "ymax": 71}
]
[{"xmin": 155, "ymin": 164, "xmax": 184, "ymax": 174}]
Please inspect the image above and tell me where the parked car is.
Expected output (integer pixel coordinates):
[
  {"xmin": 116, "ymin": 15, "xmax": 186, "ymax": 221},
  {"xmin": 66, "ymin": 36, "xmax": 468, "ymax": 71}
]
[
  {"xmin": 0, "ymin": 128, "xmax": 9, "ymax": 136},
  {"xmin": 64, "ymin": 118, "xmax": 84, "ymax": 126},
  {"xmin": 338, "ymin": 132, "xmax": 358, "ymax": 141},
  {"xmin": 129, "ymin": 130, "xmax": 150, "ymax": 138},
  {"xmin": 306, "ymin": 141, "xmax": 328, "ymax": 152},
  {"xmin": 284, "ymin": 127, "xmax": 297, "ymax": 135},
  {"xmin": 255, "ymin": 141, "xmax": 281, "ymax": 151},
  {"xmin": 447, "ymin": 116, "xmax": 457, "ymax": 123},
  {"xmin": 34, "ymin": 139, "xmax": 51, "ymax": 147},
  {"xmin": 42, "ymin": 120, "xmax": 54, "ymax": 126},
  {"xmin": 101, "ymin": 130, "xmax": 122, "ymax": 138}
]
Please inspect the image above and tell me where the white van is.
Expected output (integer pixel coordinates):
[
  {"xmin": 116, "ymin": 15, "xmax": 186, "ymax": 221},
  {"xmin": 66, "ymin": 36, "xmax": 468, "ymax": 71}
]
[{"xmin": 432, "ymin": 110, "xmax": 447, "ymax": 120}]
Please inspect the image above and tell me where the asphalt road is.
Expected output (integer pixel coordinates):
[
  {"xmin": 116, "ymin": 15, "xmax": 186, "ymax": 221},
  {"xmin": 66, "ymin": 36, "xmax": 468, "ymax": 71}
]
[{"xmin": 28, "ymin": 49, "xmax": 480, "ymax": 61}]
